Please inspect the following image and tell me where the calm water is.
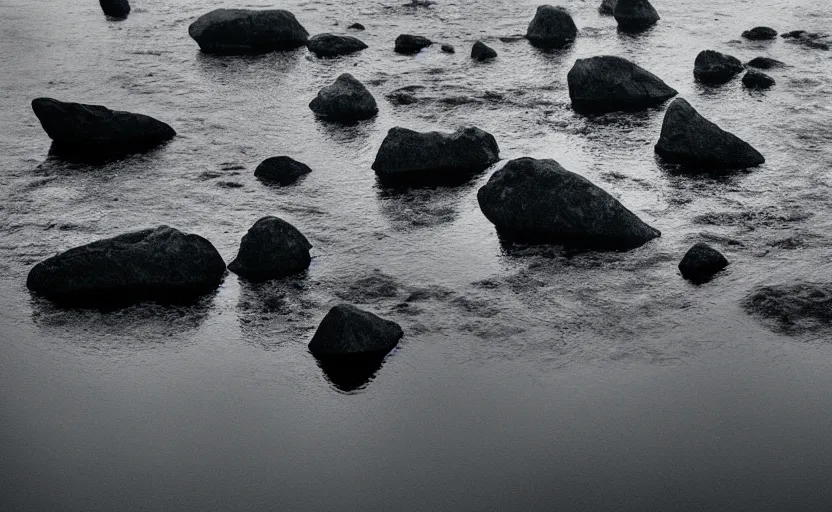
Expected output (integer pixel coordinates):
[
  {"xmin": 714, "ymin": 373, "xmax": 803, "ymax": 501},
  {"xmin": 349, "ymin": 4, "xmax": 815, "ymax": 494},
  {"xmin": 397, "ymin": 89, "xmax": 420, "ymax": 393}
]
[{"xmin": 2, "ymin": 0, "xmax": 832, "ymax": 510}]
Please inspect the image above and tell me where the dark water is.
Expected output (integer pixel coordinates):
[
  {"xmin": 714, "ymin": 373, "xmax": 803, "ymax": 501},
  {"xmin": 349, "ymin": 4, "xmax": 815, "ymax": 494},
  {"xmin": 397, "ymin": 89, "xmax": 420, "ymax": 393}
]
[{"xmin": 2, "ymin": 0, "xmax": 832, "ymax": 510}]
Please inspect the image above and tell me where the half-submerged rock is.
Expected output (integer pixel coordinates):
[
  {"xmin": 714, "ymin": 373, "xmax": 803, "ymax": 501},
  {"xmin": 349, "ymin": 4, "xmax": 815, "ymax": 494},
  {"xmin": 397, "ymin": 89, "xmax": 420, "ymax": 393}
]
[
  {"xmin": 372, "ymin": 126, "xmax": 500, "ymax": 186},
  {"xmin": 26, "ymin": 226, "xmax": 225, "ymax": 306},
  {"xmin": 693, "ymin": 50, "xmax": 744, "ymax": 84},
  {"xmin": 309, "ymin": 304, "xmax": 403, "ymax": 357},
  {"xmin": 613, "ymin": 0, "xmax": 660, "ymax": 31},
  {"xmin": 655, "ymin": 98, "xmax": 765, "ymax": 169},
  {"xmin": 471, "ymin": 41, "xmax": 497, "ymax": 61},
  {"xmin": 100, "ymin": 0, "xmax": 130, "ymax": 18},
  {"xmin": 441, "ymin": 43, "xmax": 456, "ymax": 53},
  {"xmin": 567, "ymin": 55, "xmax": 677, "ymax": 113},
  {"xmin": 525, "ymin": 5, "xmax": 578, "ymax": 48},
  {"xmin": 678, "ymin": 243, "xmax": 728, "ymax": 283},
  {"xmin": 395, "ymin": 34, "xmax": 432, "ymax": 54},
  {"xmin": 742, "ymin": 27, "xmax": 777, "ymax": 40},
  {"xmin": 309, "ymin": 73, "xmax": 378, "ymax": 123},
  {"xmin": 228, "ymin": 216, "xmax": 312, "ymax": 282},
  {"xmin": 742, "ymin": 70, "xmax": 775, "ymax": 89},
  {"xmin": 188, "ymin": 9, "xmax": 309, "ymax": 55},
  {"xmin": 31, "ymin": 97, "xmax": 175, "ymax": 162},
  {"xmin": 477, "ymin": 157, "xmax": 661, "ymax": 250},
  {"xmin": 254, "ymin": 156, "xmax": 312, "ymax": 185},
  {"xmin": 744, "ymin": 282, "xmax": 832, "ymax": 334},
  {"xmin": 599, "ymin": 0, "xmax": 618, "ymax": 15},
  {"xmin": 307, "ymin": 33, "xmax": 367, "ymax": 58},
  {"xmin": 746, "ymin": 56, "xmax": 785, "ymax": 69}
]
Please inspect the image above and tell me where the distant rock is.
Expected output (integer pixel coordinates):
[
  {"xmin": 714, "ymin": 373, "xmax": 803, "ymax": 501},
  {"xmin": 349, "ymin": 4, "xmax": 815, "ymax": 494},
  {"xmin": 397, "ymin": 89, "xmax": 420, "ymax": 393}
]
[
  {"xmin": 254, "ymin": 156, "xmax": 312, "ymax": 185},
  {"xmin": 746, "ymin": 56, "xmax": 785, "ymax": 69},
  {"xmin": 441, "ymin": 43, "xmax": 456, "ymax": 53},
  {"xmin": 678, "ymin": 243, "xmax": 728, "ymax": 283},
  {"xmin": 372, "ymin": 126, "xmax": 500, "ymax": 186},
  {"xmin": 386, "ymin": 90, "xmax": 418, "ymax": 105},
  {"xmin": 742, "ymin": 70, "xmax": 775, "ymax": 89},
  {"xmin": 308, "ymin": 304, "xmax": 403, "ymax": 357},
  {"xmin": 471, "ymin": 41, "xmax": 497, "ymax": 61},
  {"xmin": 742, "ymin": 26, "xmax": 778, "ymax": 40},
  {"xmin": 613, "ymin": 0, "xmax": 660, "ymax": 31},
  {"xmin": 26, "ymin": 226, "xmax": 225, "ymax": 306},
  {"xmin": 599, "ymin": 0, "xmax": 618, "ymax": 15},
  {"xmin": 655, "ymin": 98, "xmax": 765, "ymax": 169},
  {"xmin": 744, "ymin": 282, "xmax": 832, "ymax": 333},
  {"xmin": 348, "ymin": 23, "xmax": 365, "ymax": 31},
  {"xmin": 567, "ymin": 55, "xmax": 677, "ymax": 113},
  {"xmin": 307, "ymin": 33, "xmax": 367, "ymax": 57},
  {"xmin": 309, "ymin": 73, "xmax": 378, "ymax": 123},
  {"xmin": 188, "ymin": 9, "xmax": 309, "ymax": 55},
  {"xmin": 477, "ymin": 157, "xmax": 661, "ymax": 250},
  {"xmin": 99, "ymin": 0, "xmax": 130, "ymax": 18},
  {"xmin": 228, "ymin": 217, "xmax": 311, "ymax": 282},
  {"xmin": 31, "ymin": 97, "xmax": 175, "ymax": 161},
  {"xmin": 693, "ymin": 50, "xmax": 744, "ymax": 84},
  {"xmin": 395, "ymin": 34, "xmax": 432, "ymax": 54},
  {"xmin": 525, "ymin": 5, "xmax": 578, "ymax": 48},
  {"xmin": 781, "ymin": 30, "xmax": 830, "ymax": 50}
]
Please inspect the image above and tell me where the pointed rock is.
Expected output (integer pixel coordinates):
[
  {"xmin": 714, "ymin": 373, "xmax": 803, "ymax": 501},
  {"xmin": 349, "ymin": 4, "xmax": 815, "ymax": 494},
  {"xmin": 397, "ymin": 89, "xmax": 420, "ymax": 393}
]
[
  {"xmin": 525, "ymin": 5, "xmax": 578, "ymax": 48},
  {"xmin": 694, "ymin": 50, "xmax": 744, "ymax": 84},
  {"xmin": 228, "ymin": 217, "xmax": 312, "ymax": 282},
  {"xmin": 395, "ymin": 34, "xmax": 432, "ymax": 54},
  {"xmin": 307, "ymin": 33, "xmax": 367, "ymax": 57},
  {"xmin": 471, "ymin": 41, "xmax": 497, "ymax": 61},
  {"xmin": 188, "ymin": 9, "xmax": 309, "ymax": 55},
  {"xmin": 567, "ymin": 55, "xmax": 677, "ymax": 113},
  {"xmin": 309, "ymin": 73, "xmax": 378, "ymax": 123},
  {"xmin": 614, "ymin": 0, "xmax": 660, "ymax": 31},
  {"xmin": 477, "ymin": 157, "xmax": 661, "ymax": 250},
  {"xmin": 308, "ymin": 304, "xmax": 403, "ymax": 357},
  {"xmin": 678, "ymin": 243, "xmax": 728, "ymax": 282},
  {"xmin": 655, "ymin": 98, "xmax": 765, "ymax": 169}
]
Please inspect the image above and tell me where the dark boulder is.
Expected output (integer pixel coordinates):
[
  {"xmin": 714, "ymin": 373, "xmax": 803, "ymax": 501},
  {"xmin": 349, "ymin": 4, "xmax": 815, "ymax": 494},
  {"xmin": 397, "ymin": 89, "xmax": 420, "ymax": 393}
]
[
  {"xmin": 188, "ymin": 9, "xmax": 309, "ymax": 55},
  {"xmin": 254, "ymin": 156, "xmax": 312, "ymax": 185},
  {"xmin": 613, "ymin": 0, "xmax": 660, "ymax": 31},
  {"xmin": 746, "ymin": 56, "xmax": 785, "ymax": 69},
  {"xmin": 655, "ymin": 98, "xmax": 765, "ymax": 169},
  {"xmin": 599, "ymin": 0, "xmax": 618, "ymax": 15},
  {"xmin": 26, "ymin": 226, "xmax": 225, "ymax": 306},
  {"xmin": 31, "ymin": 97, "xmax": 175, "ymax": 162},
  {"xmin": 567, "ymin": 55, "xmax": 677, "ymax": 114},
  {"xmin": 100, "ymin": 0, "xmax": 130, "ymax": 18},
  {"xmin": 309, "ymin": 73, "xmax": 378, "ymax": 123},
  {"xmin": 307, "ymin": 33, "xmax": 367, "ymax": 58},
  {"xmin": 694, "ymin": 50, "xmax": 744, "ymax": 84},
  {"xmin": 308, "ymin": 304, "xmax": 403, "ymax": 357},
  {"xmin": 372, "ymin": 126, "xmax": 500, "ymax": 186},
  {"xmin": 742, "ymin": 70, "xmax": 775, "ymax": 89},
  {"xmin": 742, "ymin": 26, "xmax": 777, "ymax": 40},
  {"xmin": 744, "ymin": 282, "xmax": 832, "ymax": 334},
  {"xmin": 471, "ymin": 41, "xmax": 497, "ymax": 61},
  {"xmin": 228, "ymin": 216, "xmax": 312, "ymax": 282},
  {"xmin": 525, "ymin": 5, "xmax": 578, "ymax": 48},
  {"xmin": 477, "ymin": 157, "xmax": 661, "ymax": 250},
  {"xmin": 395, "ymin": 34, "xmax": 432, "ymax": 54},
  {"xmin": 678, "ymin": 243, "xmax": 728, "ymax": 283},
  {"xmin": 348, "ymin": 23, "xmax": 365, "ymax": 31},
  {"xmin": 441, "ymin": 43, "xmax": 456, "ymax": 53}
]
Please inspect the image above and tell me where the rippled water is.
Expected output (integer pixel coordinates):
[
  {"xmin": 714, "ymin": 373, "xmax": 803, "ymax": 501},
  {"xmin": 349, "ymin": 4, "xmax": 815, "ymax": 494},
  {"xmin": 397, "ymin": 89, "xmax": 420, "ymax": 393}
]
[{"xmin": 2, "ymin": 0, "xmax": 832, "ymax": 510}]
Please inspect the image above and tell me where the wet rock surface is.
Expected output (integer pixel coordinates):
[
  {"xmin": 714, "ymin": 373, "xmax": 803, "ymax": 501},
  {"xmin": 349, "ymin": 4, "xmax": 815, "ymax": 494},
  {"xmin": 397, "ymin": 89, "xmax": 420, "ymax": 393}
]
[
  {"xmin": 744, "ymin": 283, "xmax": 832, "ymax": 334},
  {"xmin": 188, "ymin": 9, "xmax": 309, "ymax": 55},
  {"xmin": 228, "ymin": 216, "xmax": 312, "ymax": 282},
  {"xmin": 254, "ymin": 156, "xmax": 312, "ymax": 185},
  {"xmin": 742, "ymin": 26, "xmax": 777, "ymax": 40},
  {"xmin": 678, "ymin": 243, "xmax": 728, "ymax": 283},
  {"xmin": 306, "ymin": 33, "xmax": 367, "ymax": 57},
  {"xmin": 395, "ymin": 34, "xmax": 432, "ymax": 54},
  {"xmin": 746, "ymin": 56, "xmax": 785, "ymax": 69},
  {"xmin": 694, "ymin": 50, "xmax": 744, "ymax": 84},
  {"xmin": 743, "ymin": 70, "xmax": 775, "ymax": 89},
  {"xmin": 308, "ymin": 304, "xmax": 403, "ymax": 357},
  {"xmin": 471, "ymin": 41, "xmax": 497, "ymax": 61},
  {"xmin": 99, "ymin": 0, "xmax": 130, "ymax": 18},
  {"xmin": 309, "ymin": 73, "xmax": 378, "ymax": 123},
  {"xmin": 525, "ymin": 5, "xmax": 578, "ymax": 48},
  {"xmin": 614, "ymin": 0, "xmax": 660, "ymax": 31}
]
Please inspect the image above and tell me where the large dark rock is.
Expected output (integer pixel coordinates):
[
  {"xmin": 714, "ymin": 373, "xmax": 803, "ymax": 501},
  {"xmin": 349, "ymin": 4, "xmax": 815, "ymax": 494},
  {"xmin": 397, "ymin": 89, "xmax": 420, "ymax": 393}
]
[
  {"xmin": 228, "ymin": 216, "xmax": 312, "ymax": 282},
  {"xmin": 471, "ymin": 41, "xmax": 497, "ymax": 61},
  {"xmin": 746, "ymin": 56, "xmax": 785, "ymax": 69},
  {"xmin": 477, "ymin": 157, "xmax": 661, "ymax": 250},
  {"xmin": 613, "ymin": 0, "xmax": 660, "ymax": 31},
  {"xmin": 655, "ymin": 98, "xmax": 765, "ymax": 169},
  {"xmin": 100, "ymin": 0, "xmax": 130, "ymax": 18},
  {"xmin": 742, "ymin": 70, "xmax": 775, "ymax": 89},
  {"xmin": 742, "ymin": 26, "xmax": 777, "ymax": 40},
  {"xmin": 678, "ymin": 243, "xmax": 728, "ymax": 283},
  {"xmin": 31, "ymin": 97, "xmax": 175, "ymax": 161},
  {"xmin": 307, "ymin": 33, "xmax": 367, "ymax": 58},
  {"xmin": 26, "ymin": 226, "xmax": 225, "ymax": 306},
  {"xmin": 188, "ymin": 9, "xmax": 309, "ymax": 55},
  {"xmin": 254, "ymin": 156, "xmax": 312, "ymax": 185},
  {"xmin": 567, "ymin": 55, "xmax": 677, "ymax": 114},
  {"xmin": 308, "ymin": 304, "xmax": 403, "ymax": 357},
  {"xmin": 744, "ymin": 282, "xmax": 832, "ymax": 334},
  {"xmin": 309, "ymin": 73, "xmax": 378, "ymax": 123},
  {"xmin": 599, "ymin": 0, "xmax": 618, "ymax": 15},
  {"xmin": 525, "ymin": 5, "xmax": 578, "ymax": 48},
  {"xmin": 693, "ymin": 50, "xmax": 744, "ymax": 84},
  {"xmin": 395, "ymin": 34, "xmax": 432, "ymax": 54},
  {"xmin": 372, "ymin": 126, "xmax": 500, "ymax": 186}
]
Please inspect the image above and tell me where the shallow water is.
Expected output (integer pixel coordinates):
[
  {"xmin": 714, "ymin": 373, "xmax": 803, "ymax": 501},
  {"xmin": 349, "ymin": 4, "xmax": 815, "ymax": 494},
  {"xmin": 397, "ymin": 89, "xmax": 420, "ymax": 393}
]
[{"xmin": 1, "ymin": 0, "xmax": 832, "ymax": 510}]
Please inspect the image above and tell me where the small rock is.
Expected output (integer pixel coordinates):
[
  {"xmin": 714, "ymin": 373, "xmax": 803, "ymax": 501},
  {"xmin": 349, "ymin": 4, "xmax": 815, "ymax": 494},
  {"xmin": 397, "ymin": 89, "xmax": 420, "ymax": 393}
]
[
  {"xmin": 348, "ymin": 23, "xmax": 365, "ymax": 31},
  {"xmin": 471, "ymin": 41, "xmax": 497, "ymax": 61},
  {"xmin": 228, "ymin": 216, "xmax": 312, "ymax": 282},
  {"xmin": 188, "ymin": 9, "xmax": 309, "ymax": 55},
  {"xmin": 742, "ymin": 70, "xmax": 775, "ymax": 89},
  {"xmin": 678, "ymin": 243, "xmax": 729, "ymax": 283},
  {"xmin": 744, "ymin": 282, "xmax": 832, "ymax": 333},
  {"xmin": 308, "ymin": 304, "xmax": 403, "ymax": 357},
  {"xmin": 307, "ymin": 33, "xmax": 367, "ymax": 57},
  {"xmin": 599, "ymin": 0, "xmax": 618, "ymax": 15},
  {"xmin": 746, "ymin": 56, "xmax": 785, "ymax": 69},
  {"xmin": 254, "ymin": 156, "xmax": 312, "ymax": 185},
  {"xmin": 441, "ymin": 43, "xmax": 456, "ymax": 53},
  {"xmin": 525, "ymin": 5, "xmax": 578, "ymax": 48},
  {"xmin": 693, "ymin": 49, "xmax": 744, "ymax": 84},
  {"xmin": 395, "ymin": 34, "xmax": 432, "ymax": 54},
  {"xmin": 99, "ymin": 0, "xmax": 130, "ymax": 18},
  {"xmin": 614, "ymin": 0, "xmax": 660, "ymax": 31},
  {"xmin": 309, "ymin": 73, "xmax": 378, "ymax": 123},
  {"xmin": 742, "ymin": 26, "xmax": 778, "ymax": 40}
]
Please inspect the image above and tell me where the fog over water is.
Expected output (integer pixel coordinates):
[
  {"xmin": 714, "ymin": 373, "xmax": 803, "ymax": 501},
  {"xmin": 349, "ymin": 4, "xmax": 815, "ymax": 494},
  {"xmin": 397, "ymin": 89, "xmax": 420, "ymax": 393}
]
[{"xmin": 1, "ymin": 0, "xmax": 832, "ymax": 510}]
